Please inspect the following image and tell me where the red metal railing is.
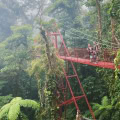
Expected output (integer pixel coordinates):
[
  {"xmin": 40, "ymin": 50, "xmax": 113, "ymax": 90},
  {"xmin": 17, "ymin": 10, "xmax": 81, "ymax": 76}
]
[{"xmin": 59, "ymin": 48, "xmax": 117, "ymax": 62}]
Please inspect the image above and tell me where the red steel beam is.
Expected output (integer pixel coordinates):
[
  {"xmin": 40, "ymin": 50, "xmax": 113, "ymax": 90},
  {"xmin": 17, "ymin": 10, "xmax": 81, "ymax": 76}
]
[
  {"xmin": 49, "ymin": 33, "xmax": 60, "ymax": 36},
  {"xmin": 63, "ymin": 68, "xmax": 79, "ymax": 110},
  {"xmin": 59, "ymin": 56, "xmax": 118, "ymax": 70},
  {"xmin": 59, "ymin": 95, "xmax": 85, "ymax": 107},
  {"xmin": 67, "ymin": 75, "xmax": 77, "ymax": 78}
]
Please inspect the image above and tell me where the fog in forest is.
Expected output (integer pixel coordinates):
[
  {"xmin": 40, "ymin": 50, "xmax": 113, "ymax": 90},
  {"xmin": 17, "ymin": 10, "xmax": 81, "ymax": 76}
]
[{"xmin": 0, "ymin": 0, "xmax": 120, "ymax": 120}]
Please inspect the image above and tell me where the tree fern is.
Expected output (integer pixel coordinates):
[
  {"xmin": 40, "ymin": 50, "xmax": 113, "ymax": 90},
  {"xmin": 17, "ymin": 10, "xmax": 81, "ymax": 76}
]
[{"xmin": 0, "ymin": 97, "xmax": 40, "ymax": 120}]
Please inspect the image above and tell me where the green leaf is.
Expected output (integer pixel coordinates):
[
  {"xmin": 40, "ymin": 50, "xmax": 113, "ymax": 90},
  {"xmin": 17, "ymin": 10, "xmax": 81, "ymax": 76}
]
[
  {"xmin": 19, "ymin": 100, "xmax": 40, "ymax": 110},
  {"xmin": 8, "ymin": 103, "xmax": 20, "ymax": 120},
  {"xmin": 0, "ymin": 104, "xmax": 10, "ymax": 119}
]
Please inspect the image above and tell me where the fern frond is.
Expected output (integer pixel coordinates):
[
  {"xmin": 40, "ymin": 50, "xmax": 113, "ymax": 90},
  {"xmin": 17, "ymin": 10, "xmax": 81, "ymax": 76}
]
[
  {"xmin": 19, "ymin": 100, "xmax": 40, "ymax": 110},
  {"xmin": 101, "ymin": 96, "xmax": 109, "ymax": 106},
  {"xmin": 105, "ymin": 105, "xmax": 113, "ymax": 110},
  {"xmin": 0, "ymin": 103, "xmax": 10, "ymax": 111},
  {"xmin": 99, "ymin": 106, "xmax": 106, "ymax": 111},
  {"xmin": 94, "ymin": 109, "xmax": 103, "ymax": 118},
  {"xmin": 10, "ymin": 97, "xmax": 22, "ymax": 103},
  {"xmin": 8, "ymin": 103, "xmax": 20, "ymax": 120},
  {"xmin": 0, "ymin": 104, "xmax": 10, "ymax": 119},
  {"xmin": 92, "ymin": 103, "xmax": 101, "ymax": 110},
  {"xmin": 0, "ymin": 97, "xmax": 39, "ymax": 120}
]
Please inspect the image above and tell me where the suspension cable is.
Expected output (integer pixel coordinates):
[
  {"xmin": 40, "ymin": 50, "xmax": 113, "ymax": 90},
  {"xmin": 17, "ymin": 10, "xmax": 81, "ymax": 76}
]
[{"xmin": 69, "ymin": 30, "xmax": 119, "ymax": 49}]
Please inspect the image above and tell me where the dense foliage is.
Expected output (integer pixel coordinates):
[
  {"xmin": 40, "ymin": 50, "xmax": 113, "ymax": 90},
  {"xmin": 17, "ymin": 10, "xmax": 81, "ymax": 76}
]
[{"xmin": 0, "ymin": 0, "xmax": 120, "ymax": 120}]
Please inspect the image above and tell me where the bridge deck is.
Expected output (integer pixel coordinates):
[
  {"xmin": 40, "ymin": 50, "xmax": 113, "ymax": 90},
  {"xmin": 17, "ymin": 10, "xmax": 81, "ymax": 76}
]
[{"xmin": 59, "ymin": 56, "xmax": 117, "ymax": 69}]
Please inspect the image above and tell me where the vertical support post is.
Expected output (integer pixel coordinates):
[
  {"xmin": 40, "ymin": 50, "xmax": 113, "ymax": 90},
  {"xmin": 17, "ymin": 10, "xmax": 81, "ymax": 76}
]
[{"xmin": 63, "ymin": 68, "xmax": 79, "ymax": 110}]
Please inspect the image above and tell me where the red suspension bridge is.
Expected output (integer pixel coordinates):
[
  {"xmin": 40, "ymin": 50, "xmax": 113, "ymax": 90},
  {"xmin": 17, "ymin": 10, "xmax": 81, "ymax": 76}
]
[
  {"xmin": 49, "ymin": 32, "xmax": 118, "ymax": 70},
  {"xmin": 47, "ymin": 29, "xmax": 119, "ymax": 120},
  {"xmin": 34, "ymin": 26, "xmax": 119, "ymax": 120}
]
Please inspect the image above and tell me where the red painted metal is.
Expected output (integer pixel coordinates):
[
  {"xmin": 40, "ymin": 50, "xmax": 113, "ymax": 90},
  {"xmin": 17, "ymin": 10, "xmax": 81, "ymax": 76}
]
[
  {"xmin": 60, "ymin": 47, "xmax": 118, "ymax": 63},
  {"xmin": 35, "ymin": 25, "xmax": 119, "ymax": 120},
  {"xmin": 59, "ymin": 95, "xmax": 85, "ymax": 107},
  {"xmin": 48, "ymin": 31, "xmax": 96, "ymax": 120},
  {"xmin": 59, "ymin": 56, "xmax": 117, "ymax": 69},
  {"xmin": 63, "ymin": 68, "xmax": 79, "ymax": 110},
  {"xmin": 67, "ymin": 75, "xmax": 77, "ymax": 78},
  {"xmin": 50, "ymin": 33, "xmax": 60, "ymax": 35}
]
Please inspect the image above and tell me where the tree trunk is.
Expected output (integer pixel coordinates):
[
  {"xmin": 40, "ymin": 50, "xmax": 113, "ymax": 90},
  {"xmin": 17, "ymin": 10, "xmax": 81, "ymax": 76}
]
[
  {"xmin": 96, "ymin": 0, "xmax": 102, "ymax": 43},
  {"xmin": 111, "ymin": 17, "xmax": 115, "ymax": 43},
  {"xmin": 40, "ymin": 28, "xmax": 52, "ymax": 69},
  {"xmin": 111, "ymin": 17, "xmax": 118, "ymax": 48}
]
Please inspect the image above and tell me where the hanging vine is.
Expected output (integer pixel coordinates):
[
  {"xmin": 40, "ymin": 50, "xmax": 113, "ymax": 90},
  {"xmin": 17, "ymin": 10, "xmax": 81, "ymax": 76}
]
[
  {"xmin": 29, "ymin": 21, "xmax": 64, "ymax": 119},
  {"xmin": 114, "ymin": 49, "xmax": 120, "ymax": 80},
  {"xmin": 112, "ymin": 49, "xmax": 120, "ymax": 99}
]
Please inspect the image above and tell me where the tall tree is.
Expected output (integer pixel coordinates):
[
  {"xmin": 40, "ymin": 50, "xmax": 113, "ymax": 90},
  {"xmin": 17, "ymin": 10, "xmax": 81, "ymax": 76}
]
[
  {"xmin": 96, "ymin": 0, "xmax": 102, "ymax": 43},
  {"xmin": 0, "ymin": 25, "xmax": 37, "ymax": 98}
]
